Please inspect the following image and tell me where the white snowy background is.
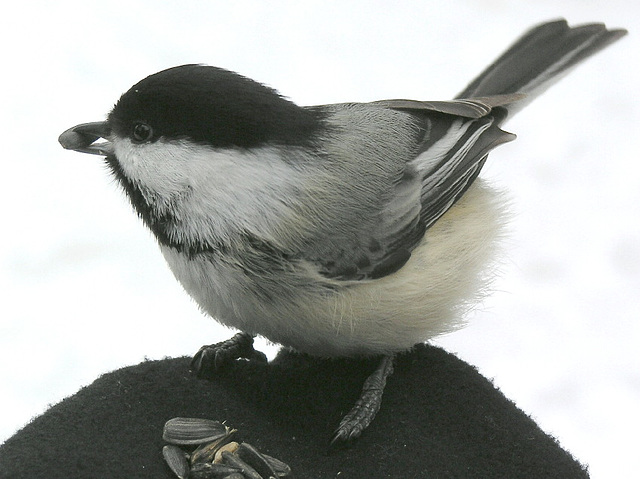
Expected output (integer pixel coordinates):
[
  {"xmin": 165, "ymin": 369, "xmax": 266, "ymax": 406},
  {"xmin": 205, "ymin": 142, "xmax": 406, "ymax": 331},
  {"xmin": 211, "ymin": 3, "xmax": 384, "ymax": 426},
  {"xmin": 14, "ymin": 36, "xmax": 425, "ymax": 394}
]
[{"xmin": 1, "ymin": 1, "xmax": 638, "ymax": 477}]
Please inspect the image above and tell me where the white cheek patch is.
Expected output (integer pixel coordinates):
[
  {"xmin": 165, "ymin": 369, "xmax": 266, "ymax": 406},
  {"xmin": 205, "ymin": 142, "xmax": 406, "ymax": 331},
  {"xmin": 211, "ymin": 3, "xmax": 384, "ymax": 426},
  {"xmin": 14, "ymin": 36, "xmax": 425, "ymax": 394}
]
[
  {"xmin": 113, "ymin": 138, "xmax": 194, "ymax": 203},
  {"xmin": 111, "ymin": 137, "xmax": 310, "ymax": 245}
]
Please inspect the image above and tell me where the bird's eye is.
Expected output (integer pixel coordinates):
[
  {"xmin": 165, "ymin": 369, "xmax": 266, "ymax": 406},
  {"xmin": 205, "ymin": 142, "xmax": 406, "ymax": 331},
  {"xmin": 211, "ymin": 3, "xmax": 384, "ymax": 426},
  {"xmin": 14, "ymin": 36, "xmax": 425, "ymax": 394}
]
[{"xmin": 132, "ymin": 122, "xmax": 153, "ymax": 143}]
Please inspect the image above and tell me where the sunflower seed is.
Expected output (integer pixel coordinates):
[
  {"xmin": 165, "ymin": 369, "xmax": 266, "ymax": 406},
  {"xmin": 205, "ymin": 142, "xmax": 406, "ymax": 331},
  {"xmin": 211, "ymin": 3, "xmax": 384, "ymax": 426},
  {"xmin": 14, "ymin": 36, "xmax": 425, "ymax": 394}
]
[
  {"xmin": 262, "ymin": 453, "xmax": 292, "ymax": 478},
  {"xmin": 213, "ymin": 441, "xmax": 240, "ymax": 464},
  {"xmin": 189, "ymin": 462, "xmax": 243, "ymax": 479},
  {"xmin": 162, "ymin": 445, "xmax": 190, "ymax": 479},
  {"xmin": 163, "ymin": 417, "xmax": 230, "ymax": 445},
  {"xmin": 161, "ymin": 418, "xmax": 293, "ymax": 478},
  {"xmin": 221, "ymin": 450, "xmax": 263, "ymax": 479},
  {"xmin": 191, "ymin": 430, "xmax": 238, "ymax": 465},
  {"xmin": 236, "ymin": 442, "xmax": 279, "ymax": 479}
]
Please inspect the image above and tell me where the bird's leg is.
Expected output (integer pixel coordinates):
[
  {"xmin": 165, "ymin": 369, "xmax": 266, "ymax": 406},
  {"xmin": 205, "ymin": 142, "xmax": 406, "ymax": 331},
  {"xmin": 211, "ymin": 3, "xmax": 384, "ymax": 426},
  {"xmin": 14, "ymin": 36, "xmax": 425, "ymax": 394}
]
[
  {"xmin": 190, "ymin": 332, "xmax": 267, "ymax": 378},
  {"xmin": 331, "ymin": 353, "xmax": 395, "ymax": 446}
]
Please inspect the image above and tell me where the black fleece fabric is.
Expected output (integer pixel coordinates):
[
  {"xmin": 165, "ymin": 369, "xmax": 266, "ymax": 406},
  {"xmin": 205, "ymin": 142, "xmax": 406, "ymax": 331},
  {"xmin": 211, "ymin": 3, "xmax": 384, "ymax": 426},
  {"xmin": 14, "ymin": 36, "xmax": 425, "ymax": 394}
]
[{"xmin": 0, "ymin": 344, "xmax": 589, "ymax": 478}]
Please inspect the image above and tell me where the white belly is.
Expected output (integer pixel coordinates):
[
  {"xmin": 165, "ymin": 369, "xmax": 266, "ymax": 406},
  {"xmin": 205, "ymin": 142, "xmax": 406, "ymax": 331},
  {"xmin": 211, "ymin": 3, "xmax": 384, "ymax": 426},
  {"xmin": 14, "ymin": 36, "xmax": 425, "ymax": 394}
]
[{"xmin": 161, "ymin": 181, "xmax": 505, "ymax": 357}]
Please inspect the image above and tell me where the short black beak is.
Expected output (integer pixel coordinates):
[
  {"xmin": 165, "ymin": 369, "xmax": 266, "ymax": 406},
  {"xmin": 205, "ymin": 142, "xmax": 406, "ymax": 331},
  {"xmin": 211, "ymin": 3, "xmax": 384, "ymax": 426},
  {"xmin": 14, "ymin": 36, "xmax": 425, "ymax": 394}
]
[{"xmin": 58, "ymin": 121, "xmax": 113, "ymax": 156}]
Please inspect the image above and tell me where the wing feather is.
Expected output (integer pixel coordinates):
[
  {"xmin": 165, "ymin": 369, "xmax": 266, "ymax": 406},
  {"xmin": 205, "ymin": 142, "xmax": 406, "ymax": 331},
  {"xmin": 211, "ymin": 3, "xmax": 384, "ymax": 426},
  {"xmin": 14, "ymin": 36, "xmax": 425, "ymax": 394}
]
[
  {"xmin": 303, "ymin": 101, "xmax": 514, "ymax": 281},
  {"xmin": 294, "ymin": 20, "xmax": 626, "ymax": 282}
]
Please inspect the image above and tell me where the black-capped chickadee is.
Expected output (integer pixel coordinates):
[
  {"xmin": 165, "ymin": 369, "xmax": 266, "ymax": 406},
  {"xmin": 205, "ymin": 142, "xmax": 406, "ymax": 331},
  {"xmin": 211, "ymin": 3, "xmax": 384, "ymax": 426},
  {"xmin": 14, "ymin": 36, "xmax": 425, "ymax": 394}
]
[{"xmin": 59, "ymin": 20, "xmax": 626, "ymax": 445}]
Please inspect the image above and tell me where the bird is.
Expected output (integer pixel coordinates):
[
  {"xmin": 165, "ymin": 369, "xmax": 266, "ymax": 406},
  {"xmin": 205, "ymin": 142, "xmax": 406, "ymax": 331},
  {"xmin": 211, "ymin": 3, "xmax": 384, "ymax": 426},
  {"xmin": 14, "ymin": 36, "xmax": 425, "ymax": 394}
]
[{"xmin": 59, "ymin": 19, "xmax": 626, "ymax": 445}]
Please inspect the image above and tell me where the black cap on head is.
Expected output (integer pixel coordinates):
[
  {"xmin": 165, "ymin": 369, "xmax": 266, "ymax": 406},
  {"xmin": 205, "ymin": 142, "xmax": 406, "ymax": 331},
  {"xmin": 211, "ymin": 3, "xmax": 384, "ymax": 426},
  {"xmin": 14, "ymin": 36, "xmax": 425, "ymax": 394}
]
[{"xmin": 108, "ymin": 64, "xmax": 323, "ymax": 149}]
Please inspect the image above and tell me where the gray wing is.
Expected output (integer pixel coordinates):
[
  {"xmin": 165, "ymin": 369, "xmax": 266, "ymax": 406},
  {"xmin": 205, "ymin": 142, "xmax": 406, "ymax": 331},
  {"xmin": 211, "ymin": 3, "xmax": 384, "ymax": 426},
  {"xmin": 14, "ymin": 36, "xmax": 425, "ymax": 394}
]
[
  {"xmin": 369, "ymin": 94, "xmax": 523, "ymax": 119},
  {"xmin": 413, "ymin": 112, "xmax": 515, "ymax": 230},
  {"xmin": 303, "ymin": 98, "xmax": 516, "ymax": 281},
  {"xmin": 307, "ymin": 160, "xmax": 425, "ymax": 281},
  {"xmin": 304, "ymin": 20, "xmax": 626, "ymax": 281}
]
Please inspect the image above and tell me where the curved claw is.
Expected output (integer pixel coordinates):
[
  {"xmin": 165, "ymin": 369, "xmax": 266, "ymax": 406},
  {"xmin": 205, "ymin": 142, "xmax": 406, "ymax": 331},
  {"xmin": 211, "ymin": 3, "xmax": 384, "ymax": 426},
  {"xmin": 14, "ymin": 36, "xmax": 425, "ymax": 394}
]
[
  {"xmin": 190, "ymin": 332, "xmax": 267, "ymax": 378},
  {"xmin": 330, "ymin": 354, "xmax": 395, "ymax": 448}
]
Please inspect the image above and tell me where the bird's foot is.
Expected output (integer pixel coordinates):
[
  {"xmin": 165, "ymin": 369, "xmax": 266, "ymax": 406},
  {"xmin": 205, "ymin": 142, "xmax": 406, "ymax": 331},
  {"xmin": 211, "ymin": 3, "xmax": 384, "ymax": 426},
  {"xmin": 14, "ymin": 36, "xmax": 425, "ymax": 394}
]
[
  {"xmin": 330, "ymin": 354, "xmax": 395, "ymax": 447},
  {"xmin": 190, "ymin": 332, "xmax": 267, "ymax": 378}
]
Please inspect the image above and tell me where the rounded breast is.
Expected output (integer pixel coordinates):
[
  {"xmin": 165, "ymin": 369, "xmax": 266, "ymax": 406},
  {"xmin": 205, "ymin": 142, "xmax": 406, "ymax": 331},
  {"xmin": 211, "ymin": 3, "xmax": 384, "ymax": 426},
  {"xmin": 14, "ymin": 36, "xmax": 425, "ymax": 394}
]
[{"xmin": 160, "ymin": 180, "xmax": 507, "ymax": 358}]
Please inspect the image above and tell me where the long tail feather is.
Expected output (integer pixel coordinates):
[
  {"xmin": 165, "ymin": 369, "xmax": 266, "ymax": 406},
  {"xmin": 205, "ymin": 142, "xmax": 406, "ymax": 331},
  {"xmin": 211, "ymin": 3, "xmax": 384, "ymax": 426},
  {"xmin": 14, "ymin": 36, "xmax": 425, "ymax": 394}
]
[{"xmin": 456, "ymin": 19, "xmax": 626, "ymax": 117}]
